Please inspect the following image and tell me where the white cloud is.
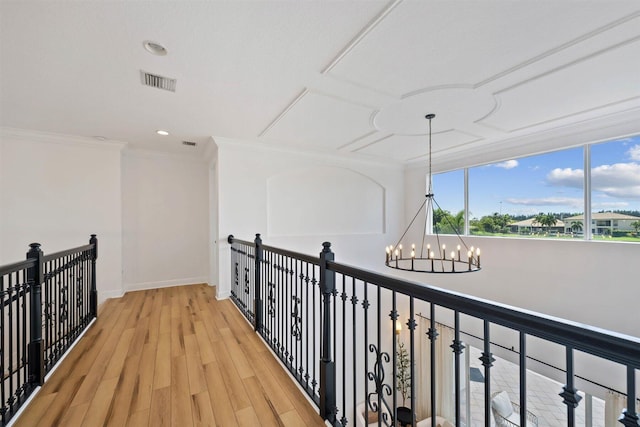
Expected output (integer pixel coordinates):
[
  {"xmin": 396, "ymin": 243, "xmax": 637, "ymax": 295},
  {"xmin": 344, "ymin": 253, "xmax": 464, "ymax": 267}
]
[
  {"xmin": 592, "ymin": 163, "xmax": 640, "ymax": 198},
  {"xmin": 546, "ymin": 162, "xmax": 640, "ymax": 199},
  {"xmin": 547, "ymin": 168, "xmax": 583, "ymax": 188},
  {"xmin": 493, "ymin": 159, "xmax": 518, "ymax": 169},
  {"xmin": 505, "ymin": 197, "xmax": 583, "ymax": 208},
  {"xmin": 627, "ymin": 144, "xmax": 640, "ymax": 161}
]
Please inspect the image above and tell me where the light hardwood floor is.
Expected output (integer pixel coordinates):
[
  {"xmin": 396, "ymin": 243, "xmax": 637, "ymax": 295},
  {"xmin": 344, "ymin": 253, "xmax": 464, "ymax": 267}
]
[{"xmin": 13, "ymin": 284, "xmax": 326, "ymax": 427}]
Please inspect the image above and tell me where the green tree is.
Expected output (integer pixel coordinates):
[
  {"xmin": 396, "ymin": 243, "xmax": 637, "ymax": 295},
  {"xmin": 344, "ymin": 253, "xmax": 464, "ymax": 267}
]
[
  {"xmin": 571, "ymin": 221, "xmax": 583, "ymax": 232},
  {"xmin": 477, "ymin": 215, "xmax": 498, "ymax": 233},
  {"xmin": 631, "ymin": 220, "xmax": 640, "ymax": 236},
  {"xmin": 535, "ymin": 213, "xmax": 558, "ymax": 233},
  {"xmin": 433, "ymin": 209, "xmax": 465, "ymax": 234},
  {"xmin": 474, "ymin": 213, "xmax": 512, "ymax": 234},
  {"xmin": 492, "ymin": 213, "xmax": 512, "ymax": 233}
]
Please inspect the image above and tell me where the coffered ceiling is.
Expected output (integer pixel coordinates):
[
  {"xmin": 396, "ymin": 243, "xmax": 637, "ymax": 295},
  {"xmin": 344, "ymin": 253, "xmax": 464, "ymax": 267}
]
[{"xmin": 1, "ymin": 1, "xmax": 639, "ymax": 167}]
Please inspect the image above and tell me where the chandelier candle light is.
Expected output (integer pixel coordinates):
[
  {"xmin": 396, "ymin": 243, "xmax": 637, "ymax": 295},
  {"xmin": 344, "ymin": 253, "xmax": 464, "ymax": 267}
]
[{"xmin": 384, "ymin": 114, "xmax": 481, "ymax": 273}]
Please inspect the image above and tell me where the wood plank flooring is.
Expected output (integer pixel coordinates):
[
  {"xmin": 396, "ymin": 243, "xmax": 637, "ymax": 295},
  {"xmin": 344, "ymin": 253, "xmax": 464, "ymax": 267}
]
[{"xmin": 13, "ymin": 284, "xmax": 326, "ymax": 427}]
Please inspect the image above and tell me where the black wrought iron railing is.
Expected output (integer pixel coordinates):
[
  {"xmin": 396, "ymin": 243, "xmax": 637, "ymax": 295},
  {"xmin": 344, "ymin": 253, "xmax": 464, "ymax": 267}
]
[
  {"xmin": 228, "ymin": 234, "xmax": 640, "ymax": 427},
  {"xmin": 0, "ymin": 235, "xmax": 98, "ymax": 426}
]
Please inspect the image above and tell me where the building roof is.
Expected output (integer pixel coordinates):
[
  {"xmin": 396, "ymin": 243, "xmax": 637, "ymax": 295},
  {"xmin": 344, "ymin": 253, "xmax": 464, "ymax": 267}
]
[
  {"xmin": 564, "ymin": 213, "xmax": 640, "ymax": 221},
  {"xmin": 510, "ymin": 218, "xmax": 566, "ymax": 228}
]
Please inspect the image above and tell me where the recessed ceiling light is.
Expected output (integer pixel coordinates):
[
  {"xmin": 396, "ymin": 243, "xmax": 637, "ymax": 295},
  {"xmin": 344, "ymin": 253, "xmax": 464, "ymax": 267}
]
[
  {"xmin": 156, "ymin": 130, "xmax": 169, "ymax": 136},
  {"xmin": 143, "ymin": 40, "xmax": 168, "ymax": 56}
]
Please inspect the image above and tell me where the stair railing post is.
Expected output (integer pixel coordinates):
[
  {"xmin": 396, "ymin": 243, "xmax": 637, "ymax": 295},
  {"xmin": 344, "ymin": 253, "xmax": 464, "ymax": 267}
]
[
  {"xmin": 254, "ymin": 233, "xmax": 263, "ymax": 333},
  {"xmin": 26, "ymin": 243, "xmax": 45, "ymax": 386},
  {"xmin": 89, "ymin": 234, "xmax": 98, "ymax": 318},
  {"xmin": 319, "ymin": 242, "xmax": 336, "ymax": 422}
]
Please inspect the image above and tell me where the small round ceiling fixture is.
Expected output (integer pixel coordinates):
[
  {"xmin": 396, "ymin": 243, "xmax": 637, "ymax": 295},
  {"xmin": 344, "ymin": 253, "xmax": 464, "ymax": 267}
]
[
  {"xmin": 156, "ymin": 130, "xmax": 169, "ymax": 136},
  {"xmin": 143, "ymin": 40, "xmax": 168, "ymax": 56}
]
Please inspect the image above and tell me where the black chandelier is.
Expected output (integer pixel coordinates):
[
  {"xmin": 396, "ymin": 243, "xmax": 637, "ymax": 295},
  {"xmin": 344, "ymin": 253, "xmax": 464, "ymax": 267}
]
[{"xmin": 385, "ymin": 114, "xmax": 481, "ymax": 273}]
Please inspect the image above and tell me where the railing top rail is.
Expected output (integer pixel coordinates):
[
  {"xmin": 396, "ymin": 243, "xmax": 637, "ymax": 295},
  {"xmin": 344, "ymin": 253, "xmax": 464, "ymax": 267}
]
[
  {"xmin": 0, "ymin": 259, "xmax": 37, "ymax": 277},
  {"xmin": 328, "ymin": 259, "xmax": 640, "ymax": 368},
  {"xmin": 227, "ymin": 235, "xmax": 319, "ymax": 265},
  {"xmin": 43, "ymin": 243, "xmax": 94, "ymax": 262},
  {"xmin": 228, "ymin": 237, "xmax": 254, "ymax": 246},
  {"xmin": 262, "ymin": 244, "xmax": 319, "ymax": 265}
]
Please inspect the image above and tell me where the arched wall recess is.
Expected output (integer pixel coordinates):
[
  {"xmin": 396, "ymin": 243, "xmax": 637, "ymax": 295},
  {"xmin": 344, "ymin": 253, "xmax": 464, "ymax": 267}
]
[{"xmin": 266, "ymin": 166, "xmax": 385, "ymax": 237}]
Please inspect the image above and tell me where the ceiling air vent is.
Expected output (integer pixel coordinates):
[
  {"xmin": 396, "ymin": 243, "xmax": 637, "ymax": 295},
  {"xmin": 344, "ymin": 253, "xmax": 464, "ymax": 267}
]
[
  {"xmin": 182, "ymin": 141, "xmax": 197, "ymax": 147},
  {"xmin": 140, "ymin": 70, "xmax": 176, "ymax": 92}
]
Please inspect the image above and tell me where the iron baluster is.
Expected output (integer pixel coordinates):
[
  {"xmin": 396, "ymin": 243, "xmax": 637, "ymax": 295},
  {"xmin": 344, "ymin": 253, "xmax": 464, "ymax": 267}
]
[
  {"xmin": 519, "ymin": 331, "xmax": 527, "ymax": 427},
  {"xmin": 559, "ymin": 346, "xmax": 582, "ymax": 427},
  {"xmin": 304, "ymin": 262, "xmax": 310, "ymax": 388},
  {"xmin": 621, "ymin": 366, "xmax": 638, "ymax": 426},
  {"xmin": 409, "ymin": 297, "xmax": 416, "ymax": 427},
  {"xmin": 480, "ymin": 320, "xmax": 495, "ymax": 427},
  {"xmin": 311, "ymin": 266, "xmax": 318, "ymax": 394},
  {"xmin": 428, "ymin": 303, "xmax": 438, "ymax": 427},
  {"xmin": 451, "ymin": 311, "xmax": 465, "ymax": 427},
  {"xmin": 377, "ymin": 283, "xmax": 382, "ymax": 426},
  {"xmin": 340, "ymin": 275, "xmax": 347, "ymax": 427},
  {"xmin": 351, "ymin": 276, "xmax": 358, "ymax": 426},
  {"xmin": 391, "ymin": 292, "xmax": 398, "ymax": 427},
  {"xmin": 1, "ymin": 276, "xmax": 5, "ymax": 424},
  {"xmin": 363, "ymin": 281, "xmax": 369, "ymax": 425}
]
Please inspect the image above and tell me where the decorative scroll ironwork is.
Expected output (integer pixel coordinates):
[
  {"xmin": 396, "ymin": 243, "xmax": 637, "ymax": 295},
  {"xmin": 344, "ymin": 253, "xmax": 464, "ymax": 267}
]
[
  {"xmin": 267, "ymin": 282, "xmax": 276, "ymax": 318},
  {"xmin": 366, "ymin": 344, "xmax": 394, "ymax": 427},
  {"xmin": 76, "ymin": 263, "xmax": 84, "ymax": 308},
  {"xmin": 231, "ymin": 262, "xmax": 239, "ymax": 298},
  {"xmin": 291, "ymin": 296, "xmax": 302, "ymax": 340},
  {"xmin": 244, "ymin": 267, "xmax": 250, "ymax": 295},
  {"xmin": 58, "ymin": 278, "xmax": 68, "ymax": 323}
]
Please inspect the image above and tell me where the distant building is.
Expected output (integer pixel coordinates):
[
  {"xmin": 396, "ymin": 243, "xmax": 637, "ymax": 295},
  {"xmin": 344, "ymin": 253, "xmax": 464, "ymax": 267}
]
[
  {"xmin": 509, "ymin": 218, "xmax": 566, "ymax": 234},
  {"xmin": 563, "ymin": 212, "xmax": 640, "ymax": 235}
]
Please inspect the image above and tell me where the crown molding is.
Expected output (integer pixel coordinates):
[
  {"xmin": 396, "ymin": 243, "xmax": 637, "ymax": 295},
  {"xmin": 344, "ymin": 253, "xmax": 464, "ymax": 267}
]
[
  {"xmin": 0, "ymin": 127, "xmax": 128, "ymax": 150},
  {"xmin": 122, "ymin": 146, "xmax": 209, "ymax": 163}
]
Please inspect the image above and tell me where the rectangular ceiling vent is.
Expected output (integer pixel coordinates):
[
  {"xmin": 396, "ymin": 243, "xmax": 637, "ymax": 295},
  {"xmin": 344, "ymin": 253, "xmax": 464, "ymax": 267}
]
[
  {"xmin": 140, "ymin": 70, "xmax": 176, "ymax": 92},
  {"xmin": 182, "ymin": 141, "xmax": 197, "ymax": 147}
]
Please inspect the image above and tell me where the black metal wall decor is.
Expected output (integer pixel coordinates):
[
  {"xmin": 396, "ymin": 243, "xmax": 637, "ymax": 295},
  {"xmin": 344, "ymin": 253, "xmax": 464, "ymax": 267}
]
[{"xmin": 385, "ymin": 114, "xmax": 481, "ymax": 273}]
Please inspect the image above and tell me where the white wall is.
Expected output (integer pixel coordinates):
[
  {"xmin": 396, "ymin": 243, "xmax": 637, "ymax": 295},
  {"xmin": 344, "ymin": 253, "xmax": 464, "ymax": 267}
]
[
  {"xmin": 121, "ymin": 149, "xmax": 209, "ymax": 291},
  {"xmin": 0, "ymin": 129, "xmax": 124, "ymax": 301},
  {"xmin": 214, "ymin": 138, "xmax": 405, "ymax": 298}
]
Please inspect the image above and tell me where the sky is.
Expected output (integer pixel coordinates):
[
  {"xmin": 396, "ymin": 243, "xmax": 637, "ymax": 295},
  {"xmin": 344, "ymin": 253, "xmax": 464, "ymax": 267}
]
[{"xmin": 432, "ymin": 135, "xmax": 640, "ymax": 219}]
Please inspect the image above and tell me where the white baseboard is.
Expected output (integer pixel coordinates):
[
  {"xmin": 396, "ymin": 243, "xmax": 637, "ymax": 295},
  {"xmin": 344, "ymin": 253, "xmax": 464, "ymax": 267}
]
[
  {"xmin": 123, "ymin": 276, "xmax": 209, "ymax": 293},
  {"xmin": 216, "ymin": 290, "xmax": 230, "ymax": 300},
  {"xmin": 99, "ymin": 289, "xmax": 124, "ymax": 303}
]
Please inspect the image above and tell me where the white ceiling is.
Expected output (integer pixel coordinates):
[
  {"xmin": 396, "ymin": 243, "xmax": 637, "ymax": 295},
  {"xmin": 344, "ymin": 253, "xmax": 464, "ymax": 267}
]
[{"xmin": 1, "ymin": 1, "xmax": 639, "ymax": 167}]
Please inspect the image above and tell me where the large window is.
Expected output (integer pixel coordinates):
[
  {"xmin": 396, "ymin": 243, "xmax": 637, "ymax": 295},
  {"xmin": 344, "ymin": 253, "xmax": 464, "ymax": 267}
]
[
  {"xmin": 469, "ymin": 148, "xmax": 584, "ymax": 238},
  {"xmin": 431, "ymin": 170, "xmax": 464, "ymax": 235},
  {"xmin": 590, "ymin": 136, "xmax": 640, "ymax": 241},
  {"xmin": 428, "ymin": 133, "xmax": 640, "ymax": 243}
]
